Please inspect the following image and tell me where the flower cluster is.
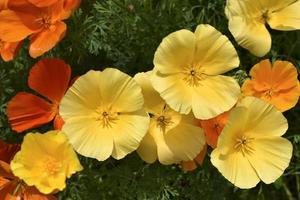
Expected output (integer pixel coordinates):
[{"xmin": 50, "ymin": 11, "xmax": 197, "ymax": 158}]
[{"xmin": 1, "ymin": 0, "xmax": 300, "ymax": 198}]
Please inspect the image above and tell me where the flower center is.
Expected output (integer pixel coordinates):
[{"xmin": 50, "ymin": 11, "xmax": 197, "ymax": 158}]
[
  {"xmin": 37, "ymin": 15, "xmax": 52, "ymax": 29},
  {"xmin": 260, "ymin": 10, "xmax": 270, "ymax": 24},
  {"xmin": 156, "ymin": 114, "xmax": 173, "ymax": 132},
  {"xmin": 234, "ymin": 135, "xmax": 254, "ymax": 156},
  {"xmin": 183, "ymin": 67, "xmax": 205, "ymax": 87},
  {"xmin": 43, "ymin": 157, "xmax": 62, "ymax": 175},
  {"xmin": 96, "ymin": 108, "xmax": 119, "ymax": 128},
  {"xmin": 264, "ymin": 88, "xmax": 276, "ymax": 99}
]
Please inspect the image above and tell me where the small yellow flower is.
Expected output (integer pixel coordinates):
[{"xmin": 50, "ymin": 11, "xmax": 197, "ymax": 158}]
[
  {"xmin": 10, "ymin": 130, "xmax": 83, "ymax": 194},
  {"xmin": 226, "ymin": 0, "xmax": 300, "ymax": 57},
  {"xmin": 135, "ymin": 72, "xmax": 206, "ymax": 165},
  {"xmin": 211, "ymin": 97, "xmax": 293, "ymax": 189},
  {"xmin": 60, "ymin": 68, "xmax": 150, "ymax": 161},
  {"xmin": 152, "ymin": 24, "xmax": 240, "ymax": 120}
]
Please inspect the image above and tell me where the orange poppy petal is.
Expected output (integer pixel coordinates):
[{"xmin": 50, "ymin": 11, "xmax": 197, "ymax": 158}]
[
  {"xmin": 0, "ymin": 177, "xmax": 10, "ymax": 187},
  {"xmin": 0, "ymin": 161, "xmax": 15, "ymax": 180},
  {"xmin": 249, "ymin": 59, "xmax": 273, "ymax": 92},
  {"xmin": 0, "ymin": 0, "xmax": 8, "ymax": 10},
  {"xmin": 24, "ymin": 186, "xmax": 57, "ymax": 200},
  {"xmin": 0, "ymin": 10, "xmax": 39, "ymax": 42},
  {"xmin": 28, "ymin": 58, "xmax": 71, "ymax": 103},
  {"xmin": 200, "ymin": 112, "xmax": 229, "ymax": 148},
  {"xmin": 194, "ymin": 144, "xmax": 207, "ymax": 165},
  {"xmin": 28, "ymin": 0, "xmax": 58, "ymax": 7},
  {"xmin": 0, "ymin": 40, "xmax": 23, "ymax": 62},
  {"xmin": 53, "ymin": 114, "xmax": 65, "ymax": 130},
  {"xmin": 0, "ymin": 140, "xmax": 20, "ymax": 163},
  {"xmin": 271, "ymin": 86, "xmax": 300, "ymax": 112},
  {"xmin": 64, "ymin": 0, "xmax": 80, "ymax": 10},
  {"xmin": 29, "ymin": 21, "xmax": 66, "ymax": 58},
  {"xmin": 0, "ymin": 181, "xmax": 19, "ymax": 200},
  {"xmin": 272, "ymin": 60, "xmax": 299, "ymax": 91},
  {"xmin": 7, "ymin": 92, "xmax": 55, "ymax": 133},
  {"xmin": 181, "ymin": 160, "xmax": 197, "ymax": 172}
]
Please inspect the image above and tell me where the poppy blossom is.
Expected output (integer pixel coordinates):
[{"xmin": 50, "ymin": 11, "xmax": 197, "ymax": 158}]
[
  {"xmin": 199, "ymin": 111, "xmax": 230, "ymax": 148},
  {"xmin": 226, "ymin": 0, "xmax": 300, "ymax": 57},
  {"xmin": 0, "ymin": 39, "xmax": 23, "ymax": 61},
  {"xmin": 134, "ymin": 72, "xmax": 206, "ymax": 165},
  {"xmin": 0, "ymin": 139, "xmax": 56, "ymax": 199},
  {"xmin": 0, "ymin": 0, "xmax": 80, "ymax": 58},
  {"xmin": 7, "ymin": 58, "xmax": 72, "ymax": 133},
  {"xmin": 11, "ymin": 130, "xmax": 83, "ymax": 194},
  {"xmin": 28, "ymin": 0, "xmax": 80, "ymax": 10},
  {"xmin": 60, "ymin": 68, "xmax": 150, "ymax": 161},
  {"xmin": 151, "ymin": 24, "xmax": 240, "ymax": 120},
  {"xmin": 211, "ymin": 97, "xmax": 292, "ymax": 189},
  {"xmin": 180, "ymin": 145, "xmax": 207, "ymax": 172},
  {"xmin": 242, "ymin": 59, "xmax": 300, "ymax": 112}
]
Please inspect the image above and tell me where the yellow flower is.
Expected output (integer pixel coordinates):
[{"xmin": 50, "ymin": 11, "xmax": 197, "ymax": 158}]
[
  {"xmin": 211, "ymin": 97, "xmax": 293, "ymax": 189},
  {"xmin": 10, "ymin": 130, "xmax": 83, "ymax": 194},
  {"xmin": 60, "ymin": 68, "xmax": 150, "ymax": 161},
  {"xmin": 134, "ymin": 72, "xmax": 206, "ymax": 165},
  {"xmin": 242, "ymin": 59, "xmax": 300, "ymax": 112},
  {"xmin": 225, "ymin": 0, "xmax": 300, "ymax": 57},
  {"xmin": 151, "ymin": 24, "xmax": 240, "ymax": 120}
]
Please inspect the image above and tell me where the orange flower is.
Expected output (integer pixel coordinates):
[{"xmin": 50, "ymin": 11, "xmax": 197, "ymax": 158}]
[
  {"xmin": 242, "ymin": 59, "xmax": 300, "ymax": 112},
  {"xmin": 0, "ymin": 39, "xmax": 23, "ymax": 61},
  {"xmin": 27, "ymin": 0, "xmax": 81, "ymax": 10},
  {"xmin": 7, "ymin": 58, "xmax": 72, "ymax": 133},
  {"xmin": 0, "ymin": 0, "xmax": 79, "ymax": 58},
  {"xmin": 0, "ymin": 139, "xmax": 56, "ymax": 200},
  {"xmin": 199, "ymin": 111, "xmax": 230, "ymax": 149},
  {"xmin": 180, "ymin": 145, "xmax": 207, "ymax": 172}
]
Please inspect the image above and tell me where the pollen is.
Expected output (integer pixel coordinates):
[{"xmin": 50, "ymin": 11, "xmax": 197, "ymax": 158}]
[
  {"xmin": 96, "ymin": 107, "xmax": 119, "ymax": 128},
  {"xmin": 182, "ymin": 66, "xmax": 205, "ymax": 87},
  {"xmin": 234, "ymin": 135, "xmax": 254, "ymax": 156},
  {"xmin": 43, "ymin": 157, "xmax": 62, "ymax": 175}
]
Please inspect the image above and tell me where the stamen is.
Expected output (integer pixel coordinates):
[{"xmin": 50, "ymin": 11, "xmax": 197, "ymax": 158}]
[
  {"xmin": 96, "ymin": 108, "xmax": 119, "ymax": 128},
  {"xmin": 234, "ymin": 135, "xmax": 254, "ymax": 156},
  {"xmin": 155, "ymin": 104, "xmax": 174, "ymax": 132},
  {"xmin": 182, "ymin": 67, "xmax": 205, "ymax": 87},
  {"xmin": 43, "ymin": 157, "xmax": 62, "ymax": 175},
  {"xmin": 264, "ymin": 88, "xmax": 276, "ymax": 99},
  {"xmin": 36, "ymin": 15, "xmax": 52, "ymax": 29},
  {"xmin": 260, "ymin": 10, "xmax": 270, "ymax": 24}
]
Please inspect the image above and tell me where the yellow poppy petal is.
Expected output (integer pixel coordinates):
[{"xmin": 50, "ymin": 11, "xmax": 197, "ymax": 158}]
[
  {"xmin": 111, "ymin": 110, "xmax": 150, "ymax": 160},
  {"xmin": 268, "ymin": 1, "xmax": 300, "ymax": 30},
  {"xmin": 153, "ymin": 29, "xmax": 195, "ymax": 74},
  {"xmin": 134, "ymin": 72, "xmax": 164, "ymax": 114},
  {"xmin": 60, "ymin": 70, "xmax": 102, "ymax": 118},
  {"xmin": 211, "ymin": 149, "xmax": 260, "ymax": 189},
  {"xmin": 151, "ymin": 71, "xmax": 193, "ymax": 115},
  {"xmin": 136, "ymin": 129, "xmax": 158, "ymax": 164},
  {"xmin": 62, "ymin": 117, "xmax": 114, "ymax": 161},
  {"xmin": 194, "ymin": 24, "xmax": 239, "ymax": 75},
  {"xmin": 100, "ymin": 68, "xmax": 144, "ymax": 112},
  {"xmin": 165, "ymin": 121, "xmax": 206, "ymax": 161},
  {"xmin": 238, "ymin": 97, "xmax": 288, "ymax": 137},
  {"xmin": 248, "ymin": 137, "xmax": 293, "ymax": 184},
  {"xmin": 228, "ymin": 17, "xmax": 271, "ymax": 57},
  {"xmin": 192, "ymin": 75, "xmax": 240, "ymax": 119}
]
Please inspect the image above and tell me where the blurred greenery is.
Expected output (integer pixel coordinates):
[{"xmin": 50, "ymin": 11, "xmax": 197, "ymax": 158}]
[{"xmin": 0, "ymin": 0, "xmax": 300, "ymax": 199}]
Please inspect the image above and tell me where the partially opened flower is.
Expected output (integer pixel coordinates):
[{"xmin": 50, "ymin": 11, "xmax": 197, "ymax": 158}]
[
  {"xmin": 180, "ymin": 145, "xmax": 207, "ymax": 172},
  {"xmin": 7, "ymin": 58, "xmax": 72, "ymax": 132},
  {"xmin": 211, "ymin": 97, "xmax": 292, "ymax": 189},
  {"xmin": 60, "ymin": 68, "xmax": 150, "ymax": 161},
  {"xmin": 10, "ymin": 130, "xmax": 83, "ymax": 194},
  {"xmin": 134, "ymin": 72, "xmax": 206, "ymax": 165},
  {"xmin": 199, "ymin": 111, "xmax": 230, "ymax": 148},
  {"xmin": 0, "ymin": 0, "xmax": 80, "ymax": 58},
  {"xmin": 151, "ymin": 24, "xmax": 240, "ymax": 120},
  {"xmin": 242, "ymin": 59, "xmax": 300, "ymax": 112},
  {"xmin": 226, "ymin": 0, "xmax": 300, "ymax": 57},
  {"xmin": 0, "ymin": 139, "xmax": 56, "ymax": 200}
]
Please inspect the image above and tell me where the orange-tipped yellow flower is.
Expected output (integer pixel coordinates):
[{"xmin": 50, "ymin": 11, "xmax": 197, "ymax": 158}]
[
  {"xmin": 60, "ymin": 68, "xmax": 150, "ymax": 161},
  {"xmin": 226, "ymin": 0, "xmax": 300, "ymax": 57},
  {"xmin": 242, "ymin": 59, "xmax": 300, "ymax": 112},
  {"xmin": 134, "ymin": 72, "xmax": 206, "ymax": 165},
  {"xmin": 152, "ymin": 24, "xmax": 240, "ymax": 120},
  {"xmin": 211, "ymin": 97, "xmax": 292, "ymax": 189},
  {"xmin": 180, "ymin": 145, "xmax": 207, "ymax": 172},
  {"xmin": 10, "ymin": 130, "xmax": 83, "ymax": 194}
]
